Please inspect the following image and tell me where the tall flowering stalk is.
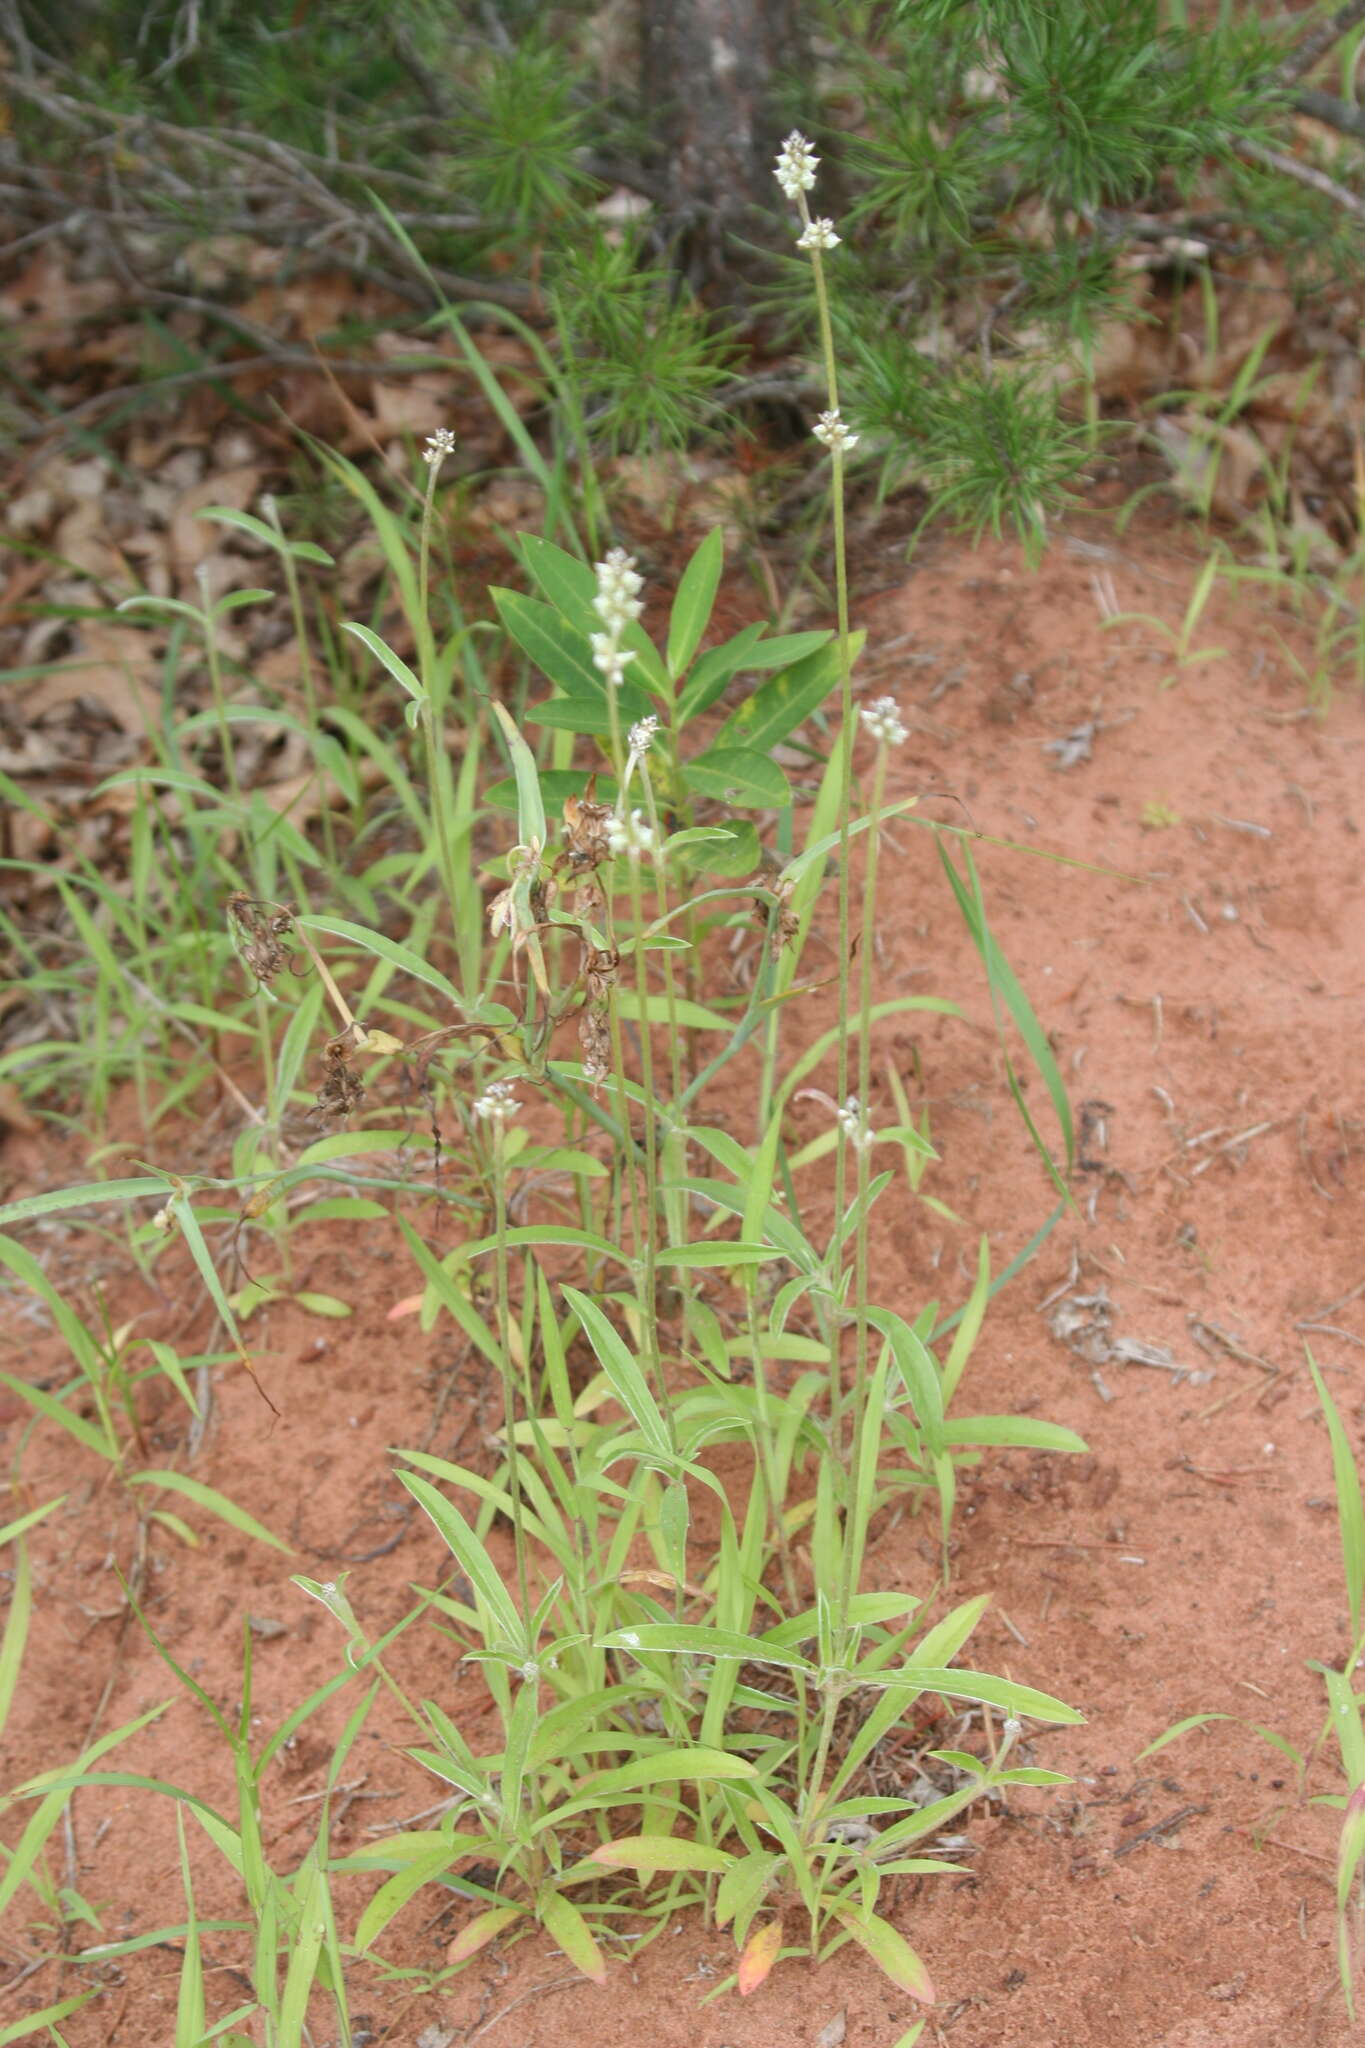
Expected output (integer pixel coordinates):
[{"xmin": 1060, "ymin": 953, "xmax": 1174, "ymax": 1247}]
[
  {"xmin": 774, "ymin": 132, "xmax": 864, "ymax": 1517},
  {"xmin": 416, "ymin": 429, "xmax": 465, "ymax": 959},
  {"xmin": 594, "ymin": 557, "xmax": 680, "ymax": 1463}
]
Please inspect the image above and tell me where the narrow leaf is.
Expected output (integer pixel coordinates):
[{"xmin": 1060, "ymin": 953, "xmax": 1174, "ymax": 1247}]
[
  {"xmin": 589, "ymin": 1836, "xmax": 734, "ymax": 1874},
  {"xmin": 537, "ymin": 1887, "xmax": 607, "ymax": 1985},
  {"xmin": 127, "ymin": 1473, "xmax": 290, "ymax": 1553},
  {"xmin": 447, "ymin": 1904, "xmax": 524, "ymax": 1966},
  {"xmin": 561, "ymin": 1286, "xmax": 671, "ymax": 1459},
  {"xmin": 667, "ymin": 527, "xmax": 724, "ymax": 680},
  {"xmin": 342, "ymin": 623, "xmax": 424, "ymax": 701},
  {"xmin": 738, "ymin": 1916, "xmax": 784, "ymax": 1995},
  {"xmin": 831, "ymin": 1907, "xmax": 934, "ymax": 2003}
]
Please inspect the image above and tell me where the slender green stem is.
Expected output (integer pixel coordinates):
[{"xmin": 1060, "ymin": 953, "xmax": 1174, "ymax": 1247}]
[
  {"xmin": 803, "ymin": 239, "xmax": 857, "ymax": 1462},
  {"xmin": 624, "ymin": 849, "xmax": 674, "ymax": 1451},
  {"xmin": 838, "ymin": 745, "xmax": 889, "ymax": 1631},
  {"xmin": 801, "ymin": 1675, "xmax": 847, "ymax": 1847},
  {"xmin": 414, "ymin": 460, "xmax": 465, "ymax": 952},
  {"xmin": 638, "ymin": 759, "xmax": 690, "ymax": 1271},
  {"xmin": 491, "ymin": 1119, "xmax": 532, "ymax": 1622}
]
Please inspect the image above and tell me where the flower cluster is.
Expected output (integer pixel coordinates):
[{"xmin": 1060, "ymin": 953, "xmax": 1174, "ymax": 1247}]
[
  {"xmin": 593, "ymin": 548, "xmax": 644, "ymax": 634},
  {"xmin": 796, "ymin": 217, "xmax": 840, "ymax": 251},
  {"xmin": 813, "ymin": 409, "xmax": 858, "ymax": 453},
  {"xmin": 860, "ymin": 695, "xmax": 907, "ymax": 747},
  {"xmin": 591, "ymin": 548, "xmax": 645, "ymax": 689},
  {"xmin": 628, "ymin": 714, "xmax": 659, "ymax": 761},
  {"xmin": 836, "ymin": 1093, "xmax": 874, "ymax": 1153},
  {"xmin": 423, "ymin": 427, "xmax": 457, "ymax": 466},
  {"xmin": 773, "ymin": 135, "xmax": 861, "ymax": 456},
  {"xmin": 473, "ymin": 1079, "xmax": 521, "ymax": 1122},
  {"xmin": 607, "ymin": 808, "xmax": 658, "ymax": 862},
  {"xmin": 774, "ymin": 130, "xmax": 819, "ymax": 200}
]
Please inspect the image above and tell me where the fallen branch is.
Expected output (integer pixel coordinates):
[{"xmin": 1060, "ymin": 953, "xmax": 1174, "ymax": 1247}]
[{"xmin": 1236, "ymin": 135, "xmax": 1365, "ymax": 220}]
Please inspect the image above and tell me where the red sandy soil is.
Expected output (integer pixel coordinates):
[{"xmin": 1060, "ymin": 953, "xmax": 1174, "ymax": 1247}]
[{"xmin": 1, "ymin": 517, "xmax": 1362, "ymax": 2048}]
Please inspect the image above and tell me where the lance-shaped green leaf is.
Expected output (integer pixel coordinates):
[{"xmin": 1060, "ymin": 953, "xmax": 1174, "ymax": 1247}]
[
  {"xmin": 537, "ymin": 1886, "xmax": 606, "ymax": 1984},
  {"xmin": 887, "ymin": 1666, "xmax": 1082, "ymax": 1723},
  {"xmin": 493, "ymin": 589, "xmax": 604, "ymax": 699},
  {"xmin": 683, "ymin": 746, "xmax": 790, "ymax": 810},
  {"xmin": 561, "ymin": 1286, "xmax": 671, "ymax": 1460},
  {"xmin": 667, "ymin": 527, "xmax": 723, "ymax": 680},
  {"xmin": 396, "ymin": 1472, "xmax": 523, "ymax": 1651},
  {"xmin": 342, "ymin": 623, "xmax": 424, "ymax": 703},
  {"xmin": 716, "ymin": 630, "xmax": 865, "ymax": 755},
  {"xmin": 491, "ymin": 700, "xmax": 547, "ymax": 851},
  {"xmin": 296, "ymin": 914, "xmax": 462, "ymax": 1009},
  {"xmin": 598, "ymin": 1623, "xmax": 814, "ymax": 1670},
  {"xmin": 127, "ymin": 1473, "xmax": 290, "ymax": 1553},
  {"xmin": 829, "ymin": 1906, "xmax": 934, "ymax": 2003}
]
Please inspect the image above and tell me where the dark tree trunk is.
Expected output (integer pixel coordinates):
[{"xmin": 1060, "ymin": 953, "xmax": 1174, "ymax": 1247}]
[{"xmin": 640, "ymin": 0, "xmax": 806, "ymax": 297}]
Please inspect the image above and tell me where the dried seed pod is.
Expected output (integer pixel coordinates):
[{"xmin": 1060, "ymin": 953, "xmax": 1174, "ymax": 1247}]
[
  {"xmin": 561, "ymin": 786, "xmax": 614, "ymax": 873},
  {"xmin": 754, "ymin": 877, "xmax": 799, "ymax": 961},
  {"xmin": 313, "ymin": 1029, "xmax": 365, "ymax": 1125},
  {"xmin": 578, "ymin": 1002, "xmax": 611, "ymax": 1087},
  {"xmin": 226, "ymin": 892, "xmax": 297, "ymax": 989}
]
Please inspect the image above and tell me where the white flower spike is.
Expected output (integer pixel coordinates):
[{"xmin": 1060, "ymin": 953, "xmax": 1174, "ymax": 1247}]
[
  {"xmin": 607, "ymin": 808, "xmax": 658, "ymax": 862},
  {"xmin": 473, "ymin": 1079, "xmax": 521, "ymax": 1122},
  {"xmin": 590, "ymin": 633, "xmax": 636, "ymax": 686},
  {"xmin": 628, "ymin": 715, "xmax": 659, "ymax": 760},
  {"xmin": 860, "ymin": 695, "xmax": 907, "ymax": 747},
  {"xmin": 813, "ymin": 409, "xmax": 859, "ymax": 453},
  {"xmin": 796, "ymin": 217, "xmax": 840, "ymax": 251},
  {"xmin": 836, "ymin": 1093, "xmax": 874, "ymax": 1153},
  {"xmin": 775, "ymin": 131, "xmax": 820, "ymax": 200},
  {"xmin": 423, "ymin": 428, "xmax": 457, "ymax": 466},
  {"xmin": 593, "ymin": 548, "xmax": 644, "ymax": 634}
]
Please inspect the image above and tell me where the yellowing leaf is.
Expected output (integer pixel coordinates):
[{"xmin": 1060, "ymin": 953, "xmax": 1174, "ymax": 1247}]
[
  {"xmin": 738, "ymin": 1917, "xmax": 784, "ymax": 1996},
  {"xmin": 359, "ymin": 1029, "xmax": 406, "ymax": 1055},
  {"xmin": 446, "ymin": 1905, "xmax": 523, "ymax": 1967},
  {"xmin": 587, "ymin": 1836, "xmax": 734, "ymax": 1874}
]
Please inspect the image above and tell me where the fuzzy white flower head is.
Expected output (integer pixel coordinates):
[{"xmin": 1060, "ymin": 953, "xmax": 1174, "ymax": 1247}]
[
  {"xmin": 836, "ymin": 1093, "xmax": 874, "ymax": 1152},
  {"xmin": 860, "ymin": 695, "xmax": 907, "ymax": 747},
  {"xmin": 813, "ymin": 408, "xmax": 859, "ymax": 453},
  {"xmin": 590, "ymin": 633, "xmax": 637, "ymax": 686},
  {"xmin": 593, "ymin": 547, "xmax": 644, "ymax": 634},
  {"xmin": 423, "ymin": 427, "xmax": 457, "ymax": 466},
  {"xmin": 796, "ymin": 217, "xmax": 840, "ymax": 251},
  {"xmin": 775, "ymin": 130, "xmax": 819, "ymax": 200},
  {"xmin": 606, "ymin": 808, "xmax": 658, "ymax": 862},
  {"xmin": 473, "ymin": 1078, "xmax": 521, "ymax": 1122},
  {"xmin": 627, "ymin": 714, "xmax": 659, "ymax": 760}
]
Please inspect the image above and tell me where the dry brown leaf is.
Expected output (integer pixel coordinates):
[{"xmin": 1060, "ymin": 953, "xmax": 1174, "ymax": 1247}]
[
  {"xmin": 1152, "ymin": 413, "xmax": 1270, "ymax": 523},
  {"xmin": 369, "ymin": 376, "xmax": 453, "ymax": 440},
  {"xmin": 0, "ymin": 247, "xmax": 121, "ymax": 337},
  {"xmin": 20, "ymin": 617, "xmax": 162, "ymax": 732},
  {"xmin": 169, "ymin": 463, "xmax": 265, "ymax": 571},
  {"xmin": 52, "ymin": 500, "xmax": 129, "ymax": 586}
]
